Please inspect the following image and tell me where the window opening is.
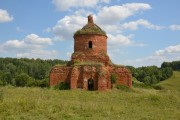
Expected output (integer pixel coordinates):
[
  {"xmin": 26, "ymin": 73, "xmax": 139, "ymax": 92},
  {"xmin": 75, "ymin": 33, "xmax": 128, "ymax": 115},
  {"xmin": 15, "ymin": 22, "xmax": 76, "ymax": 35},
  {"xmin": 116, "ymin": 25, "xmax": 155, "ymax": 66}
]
[{"xmin": 89, "ymin": 41, "xmax": 92, "ymax": 48}]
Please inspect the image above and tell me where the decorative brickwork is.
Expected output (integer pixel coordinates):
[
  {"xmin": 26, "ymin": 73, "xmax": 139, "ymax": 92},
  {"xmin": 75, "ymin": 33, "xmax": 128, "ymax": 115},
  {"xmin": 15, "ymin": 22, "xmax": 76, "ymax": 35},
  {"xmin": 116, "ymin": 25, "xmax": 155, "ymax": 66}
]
[{"xmin": 49, "ymin": 15, "xmax": 132, "ymax": 90}]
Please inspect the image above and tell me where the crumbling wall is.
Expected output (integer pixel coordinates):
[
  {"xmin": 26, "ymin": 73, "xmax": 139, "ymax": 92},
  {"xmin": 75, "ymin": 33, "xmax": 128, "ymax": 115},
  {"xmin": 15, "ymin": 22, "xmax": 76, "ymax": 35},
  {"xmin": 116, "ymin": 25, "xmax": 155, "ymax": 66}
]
[
  {"xmin": 111, "ymin": 66, "xmax": 132, "ymax": 88},
  {"xmin": 49, "ymin": 66, "xmax": 71, "ymax": 86}
]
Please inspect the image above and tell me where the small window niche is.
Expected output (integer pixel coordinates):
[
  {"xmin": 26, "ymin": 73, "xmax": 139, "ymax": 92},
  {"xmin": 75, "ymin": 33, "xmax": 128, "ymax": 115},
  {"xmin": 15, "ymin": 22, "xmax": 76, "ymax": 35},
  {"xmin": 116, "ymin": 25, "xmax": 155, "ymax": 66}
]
[{"xmin": 89, "ymin": 41, "xmax": 92, "ymax": 49}]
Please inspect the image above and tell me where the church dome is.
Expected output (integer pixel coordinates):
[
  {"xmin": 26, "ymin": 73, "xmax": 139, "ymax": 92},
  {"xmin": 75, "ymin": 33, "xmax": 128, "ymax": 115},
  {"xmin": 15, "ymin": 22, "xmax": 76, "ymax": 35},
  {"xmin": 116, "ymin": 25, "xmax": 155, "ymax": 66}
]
[{"xmin": 74, "ymin": 15, "xmax": 106, "ymax": 37}]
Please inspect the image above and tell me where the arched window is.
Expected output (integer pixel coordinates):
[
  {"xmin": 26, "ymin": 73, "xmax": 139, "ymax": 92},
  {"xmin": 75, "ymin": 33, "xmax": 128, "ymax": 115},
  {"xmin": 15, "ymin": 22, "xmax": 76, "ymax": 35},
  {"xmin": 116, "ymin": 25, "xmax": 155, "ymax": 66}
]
[{"xmin": 89, "ymin": 41, "xmax": 92, "ymax": 48}]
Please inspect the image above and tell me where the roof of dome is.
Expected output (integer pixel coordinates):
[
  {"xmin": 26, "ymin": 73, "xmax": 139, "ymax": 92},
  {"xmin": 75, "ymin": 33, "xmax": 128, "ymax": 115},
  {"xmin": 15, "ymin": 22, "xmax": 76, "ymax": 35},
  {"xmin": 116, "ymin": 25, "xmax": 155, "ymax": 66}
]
[{"xmin": 74, "ymin": 15, "xmax": 106, "ymax": 37}]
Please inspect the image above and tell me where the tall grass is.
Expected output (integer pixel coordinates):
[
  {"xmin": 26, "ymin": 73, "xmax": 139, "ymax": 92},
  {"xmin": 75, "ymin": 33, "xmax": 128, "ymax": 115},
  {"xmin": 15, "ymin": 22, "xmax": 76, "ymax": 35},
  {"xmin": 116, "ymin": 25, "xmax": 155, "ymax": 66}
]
[
  {"xmin": 0, "ymin": 72, "xmax": 179, "ymax": 119},
  {"xmin": 158, "ymin": 71, "xmax": 180, "ymax": 91},
  {"xmin": 0, "ymin": 89, "xmax": 3, "ymax": 102},
  {"xmin": 0, "ymin": 86, "xmax": 179, "ymax": 120}
]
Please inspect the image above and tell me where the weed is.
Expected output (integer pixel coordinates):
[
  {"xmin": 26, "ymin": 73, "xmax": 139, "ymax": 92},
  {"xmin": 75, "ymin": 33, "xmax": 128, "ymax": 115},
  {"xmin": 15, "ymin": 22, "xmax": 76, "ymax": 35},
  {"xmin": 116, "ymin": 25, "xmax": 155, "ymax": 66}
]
[
  {"xmin": 116, "ymin": 84, "xmax": 131, "ymax": 92},
  {"xmin": 0, "ymin": 89, "xmax": 3, "ymax": 102},
  {"xmin": 54, "ymin": 82, "xmax": 70, "ymax": 90},
  {"xmin": 110, "ymin": 73, "xmax": 117, "ymax": 84},
  {"xmin": 152, "ymin": 84, "xmax": 164, "ymax": 90}
]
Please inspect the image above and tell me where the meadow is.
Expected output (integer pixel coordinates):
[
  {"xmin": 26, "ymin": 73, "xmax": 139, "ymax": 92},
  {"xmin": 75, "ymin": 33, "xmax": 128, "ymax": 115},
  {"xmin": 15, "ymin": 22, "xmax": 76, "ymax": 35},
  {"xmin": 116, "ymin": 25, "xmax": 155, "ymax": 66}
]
[{"xmin": 0, "ymin": 72, "xmax": 179, "ymax": 120}]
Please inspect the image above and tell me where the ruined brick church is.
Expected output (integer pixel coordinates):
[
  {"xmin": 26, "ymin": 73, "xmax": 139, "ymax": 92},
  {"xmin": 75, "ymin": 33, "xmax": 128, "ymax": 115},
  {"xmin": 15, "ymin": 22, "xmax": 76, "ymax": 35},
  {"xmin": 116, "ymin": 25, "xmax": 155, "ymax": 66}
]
[{"xmin": 50, "ymin": 15, "xmax": 132, "ymax": 90}]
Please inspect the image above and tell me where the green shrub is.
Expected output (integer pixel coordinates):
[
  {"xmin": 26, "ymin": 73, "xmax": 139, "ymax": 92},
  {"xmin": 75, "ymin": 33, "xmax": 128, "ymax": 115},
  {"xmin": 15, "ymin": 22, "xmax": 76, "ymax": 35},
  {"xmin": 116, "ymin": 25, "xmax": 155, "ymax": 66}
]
[
  {"xmin": 37, "ymin": 79, "xmax": 49, "ymax": 88},
  {"xmin": 152, "ymin": 84, "xmax": 164, "ymax": 90},
  {"xmin": 132, "ymin": 78, "xmax": 146, "ymax": 87},
  {"xmin": 110, "ymin": 73, "xmax": 117, "ymax": 84},
  {"xmin": 26, "ymin": 78, "xmax": 49, "ymax": 88},
  {"xmin": 0, "ymin": 80, "xmax": 3, "ymax": 86},
  {"xmin": 116, "ymin": 84, "xmax": 130, "ymax": 91},
  {"xmin": 55, "ymin": 82, "xmax": 70, "ymax": 90},
  {"xmin": 0, "ymin": 89, "xmax": 3, "ymax": 102},
  {"xmin": 74, "ymin": 60, "xmax": 80, "ymax": 64},
  {"xmin": 26, "ymin": 79, "xmax": 36, "ymax": 87},
  {"xmin": 15, "ymin": 73, "xmax": 30, "ymax": 87}
]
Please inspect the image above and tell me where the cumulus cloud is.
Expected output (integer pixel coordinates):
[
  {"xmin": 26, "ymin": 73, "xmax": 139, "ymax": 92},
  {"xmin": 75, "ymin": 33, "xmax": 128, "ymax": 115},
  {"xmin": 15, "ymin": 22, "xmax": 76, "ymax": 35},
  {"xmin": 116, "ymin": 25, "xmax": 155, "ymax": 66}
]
[
  {"xmin": 97, "ymin": 3, "xmax": 151, "ymax": 24},
  {"xmin": 16, "ymin": 49, "xmax": 57, "ymax": 59},
  {"xmin": 169, "ymin": 25, "xmax": 180, "ymax": 30},
  {"xmin": 51, "ymin": 15, "xmax": 86, "ymax": 41},
  {"xmin": 50, "ymin": 3, "xmax": 153, "ymax": 43},
  {"xmin": 0, "ymin": 34, "xmax": 57, "ymax": 59},
  {"xmin": 108, "ymin": 34, "xmax": 133, "ymax": 46},
  {"xmin": 124, "ymin": 44, "xmax": 180, "ymax": 67},
  {"xmin": 52, "ymin": 0, "xmax": 110, "ymax": 11},
  {"xmin": 154, "ymin": 44, "xmax": 180, "ymax": 56},
  {"xmin": 122, "ymin": 19, "xmax": 164, "ymax": 30},
  {"xmin": 0, "ymin": 9, "xmax": 13, "ymax": 23},
  {"xmin": 24, "ymin": 34, "xmax": 52, "ymax": 45}
]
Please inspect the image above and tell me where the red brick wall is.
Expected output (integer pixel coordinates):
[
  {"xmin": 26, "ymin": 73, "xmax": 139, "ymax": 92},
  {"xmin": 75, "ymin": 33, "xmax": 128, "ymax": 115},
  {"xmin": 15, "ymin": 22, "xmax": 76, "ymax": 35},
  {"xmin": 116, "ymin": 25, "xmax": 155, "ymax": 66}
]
[
  {"xmin": 70, "ymin": 65, "xmax": 101, "ymax": 90},
  {"xmin": 74, "ymin": 34, "xmax": 107, "ymax": 55},
  {"xmin": 110, "ymin": 66, "xmax": 132, "ymax": 88},
  {"xmin": 49, "ymin": 65, "xmax": 131, "ymax": 89},
  {"xmin": 49, "ymin": 66, "xmax": 71, "ymax": 86}
]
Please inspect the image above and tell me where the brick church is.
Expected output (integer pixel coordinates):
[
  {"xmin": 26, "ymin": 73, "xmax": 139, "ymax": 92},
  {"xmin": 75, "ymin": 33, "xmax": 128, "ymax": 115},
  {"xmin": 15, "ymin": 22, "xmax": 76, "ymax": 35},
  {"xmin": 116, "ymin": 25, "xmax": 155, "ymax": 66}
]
[{"xmin": 49, "ymin": 15, "xmax": 132, "ymax": 90}]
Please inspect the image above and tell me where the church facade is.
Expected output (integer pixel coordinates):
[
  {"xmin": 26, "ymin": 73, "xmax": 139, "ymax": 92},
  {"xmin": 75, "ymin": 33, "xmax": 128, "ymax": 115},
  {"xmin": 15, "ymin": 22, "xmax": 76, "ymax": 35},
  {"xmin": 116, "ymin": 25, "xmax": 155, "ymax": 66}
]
[{"xmin": 49, "ymin": 15, "xmax": 132, "ymax": 90}]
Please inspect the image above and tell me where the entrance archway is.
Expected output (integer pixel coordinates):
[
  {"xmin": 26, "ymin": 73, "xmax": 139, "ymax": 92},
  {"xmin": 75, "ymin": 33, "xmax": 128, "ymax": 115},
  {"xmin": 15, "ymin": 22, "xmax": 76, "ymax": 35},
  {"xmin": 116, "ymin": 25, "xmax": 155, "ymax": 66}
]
[{"xmin": 88, "ymin": 78, "xmax": 94, "ymax": 90}]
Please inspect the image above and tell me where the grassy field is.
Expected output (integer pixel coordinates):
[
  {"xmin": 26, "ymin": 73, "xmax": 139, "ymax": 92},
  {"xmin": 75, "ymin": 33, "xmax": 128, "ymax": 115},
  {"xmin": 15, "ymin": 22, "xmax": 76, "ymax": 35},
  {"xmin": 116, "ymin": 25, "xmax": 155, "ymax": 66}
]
[
  {"xmin": 0, "ymin": 72, "xmax": 179, "ymax": 120},
  {"xmin": 158, "ymin": 71, "xmax": 180, "ymax": 91}
]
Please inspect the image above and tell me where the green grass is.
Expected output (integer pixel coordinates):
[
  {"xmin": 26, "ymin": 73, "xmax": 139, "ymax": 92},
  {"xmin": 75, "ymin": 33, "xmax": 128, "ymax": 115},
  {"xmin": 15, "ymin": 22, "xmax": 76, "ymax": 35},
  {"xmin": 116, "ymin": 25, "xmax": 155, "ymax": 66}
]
[
  {"xmin": 158, "ymin": 71, "xmax": 180, "ymax": 91},
  {"xmin": 0, "ymin": 72, "xmax": 180, "ymax": 120}
]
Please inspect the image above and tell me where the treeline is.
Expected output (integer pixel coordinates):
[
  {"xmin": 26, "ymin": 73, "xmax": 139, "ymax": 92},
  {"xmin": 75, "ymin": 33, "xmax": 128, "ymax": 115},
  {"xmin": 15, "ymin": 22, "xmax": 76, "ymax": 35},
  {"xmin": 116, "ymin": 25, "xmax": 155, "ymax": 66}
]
[
  {"xmin": 161, "ymin": 60, "xmax": 180, "ymax": 71},
  {"xmin": 127, "ymin": 66, "xmax": 173, "ymax": 85},
  {"xmin": 126, "ymin": 60, "xmax": 180, "ymax": 86},
  {"xmin": 0, "ymin": 57, "xmax": 178, "ymax": 87},
  {"xmin": 0, "ymin": 58, "xmax": 67, "ymax": 87}
]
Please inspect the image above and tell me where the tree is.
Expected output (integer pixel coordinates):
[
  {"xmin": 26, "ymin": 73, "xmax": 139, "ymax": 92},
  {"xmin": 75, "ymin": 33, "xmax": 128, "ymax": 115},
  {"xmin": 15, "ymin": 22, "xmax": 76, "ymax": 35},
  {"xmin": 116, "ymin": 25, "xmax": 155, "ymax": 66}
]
[
  {"xmin": 161, "ymin": 67, "xmax": 173, "ymax": 80},
  {"xmin": 0, "ymin": 57, "xmax": 67, "ymax": 86},
  {"xmin": 142, "ymin": 76, "xmax": 151, "ymax": 85},
  {"xmin": 151, "ymin": 75, "xmax": 159, "ymax": 84},
  {"xmin": 161, "ymin": 61, "xmax": 180, "ymax": 71},
  {"xmin": 15, "ymin": 73, "xmax": 30, "ymax": 87}
]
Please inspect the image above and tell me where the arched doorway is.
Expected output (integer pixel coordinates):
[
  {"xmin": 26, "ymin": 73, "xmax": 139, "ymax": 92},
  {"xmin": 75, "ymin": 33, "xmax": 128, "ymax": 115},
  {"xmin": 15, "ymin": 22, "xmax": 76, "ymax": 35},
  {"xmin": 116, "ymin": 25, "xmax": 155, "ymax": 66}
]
[{"xmin": 88, "ymin": 78, "xmax": 94, "ymax": 90}]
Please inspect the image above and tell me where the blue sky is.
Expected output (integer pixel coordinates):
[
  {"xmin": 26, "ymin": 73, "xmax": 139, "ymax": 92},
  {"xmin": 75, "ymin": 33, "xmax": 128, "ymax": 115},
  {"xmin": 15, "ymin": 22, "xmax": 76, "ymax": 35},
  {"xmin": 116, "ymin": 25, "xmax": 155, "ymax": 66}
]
[{"xmin": 0, "ymin": 0, "xmax": 180, "ymax": 67}]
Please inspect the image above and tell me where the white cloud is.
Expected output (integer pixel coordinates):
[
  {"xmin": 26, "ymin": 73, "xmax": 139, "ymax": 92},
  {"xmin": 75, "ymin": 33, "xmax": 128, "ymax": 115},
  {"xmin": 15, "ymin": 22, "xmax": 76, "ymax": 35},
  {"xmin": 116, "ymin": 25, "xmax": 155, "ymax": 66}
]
[
  {"xmin": 122, "ymin": 19, "xmax": 164, "ymax": 30},
  {"xmin": 49, "ymin": 2, "xmax": 171, "ymax": 44},
  {"xmin": 49, "ymin": 2, "xmax": 161, "ymax": 63},
  {"xmin": 124, "ymin": 44, "xmax": 180, "ymax": 67},
  {"xmin": 16, "ymin": 49, "xmax": 57, "ymax": 59},
  {"xmin": 0, "ymin": 34, "xmax": 57, "ymax": 59},
  {"xmin": 50, "ymin": 3, "xmax": 152, "ymax": 42},
  {"xmin": 97, "ymin": 3, "xmax": 151, "ymax": 24},
  {"xmin": 99, "ymin": 24, "xmax": 121, "ymax": 33},
  {"xmin": 0, "ymin": 9, "xmax": 13, "ymax": 23},
  {"xmin": 154, "ymin": 44, "xmax": 180, "ymax": 56},
  {"xmin": 169, "ymin": 25, "xmax": 180, "ymax": 30},
  {"xmin": 52, "ymin": 15, "xmax": 86, "ymax": 41},
  {"xmin": 24, "ymin": 34, "xmax": 52, "ymax": 45},
  {"xmin": 4, "ymin": 40, "xmax": 26, "ymax": 49},
  {"xmin": 108, "ymin": 48, "xmax": 126, "ymax": 61},
  {"xmin": 108, "ymin": 34, "xmax": 133, "ymax": 46},
  {"xmin": 52, "ymin": 0, "xmax": 110, "ymax": 11},
  {"xmin": 107, "ymin": 34, "xmax": 144, "ymax": 46}
]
